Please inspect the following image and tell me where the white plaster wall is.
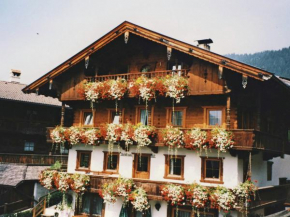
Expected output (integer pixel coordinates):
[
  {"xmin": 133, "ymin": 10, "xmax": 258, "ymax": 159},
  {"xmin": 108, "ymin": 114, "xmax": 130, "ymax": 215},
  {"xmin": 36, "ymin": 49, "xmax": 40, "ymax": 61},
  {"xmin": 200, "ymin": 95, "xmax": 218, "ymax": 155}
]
[
  {"xmin": 68, "ymin": 144, "xmax": 240, "ymax": 188},
  {"xmin": 251, "ymin": 152, "xmax": 290, "ymax": 187},
  {"xmin": 104, "ymin": 198, "xmax": 123, "ymax": 217},
  {"xmin": 149, "ymin": 200, "xmax": 167, "ymax": 217}
]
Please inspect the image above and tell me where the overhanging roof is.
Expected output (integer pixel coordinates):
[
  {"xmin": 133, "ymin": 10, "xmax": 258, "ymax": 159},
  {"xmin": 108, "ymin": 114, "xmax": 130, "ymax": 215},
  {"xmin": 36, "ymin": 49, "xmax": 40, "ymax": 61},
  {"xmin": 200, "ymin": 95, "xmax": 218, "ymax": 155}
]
[{"xmin": 23, "ymin": 21, "xmax": 275, "ymax": 93}]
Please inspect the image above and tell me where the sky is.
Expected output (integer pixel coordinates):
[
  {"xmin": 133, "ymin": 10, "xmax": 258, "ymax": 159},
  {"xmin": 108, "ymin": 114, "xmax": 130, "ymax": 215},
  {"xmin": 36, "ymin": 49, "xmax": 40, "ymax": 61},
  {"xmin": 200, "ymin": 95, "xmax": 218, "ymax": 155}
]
[{"xmin": 0, "ymin": 0, "xmax": 290, "ymax": 84}]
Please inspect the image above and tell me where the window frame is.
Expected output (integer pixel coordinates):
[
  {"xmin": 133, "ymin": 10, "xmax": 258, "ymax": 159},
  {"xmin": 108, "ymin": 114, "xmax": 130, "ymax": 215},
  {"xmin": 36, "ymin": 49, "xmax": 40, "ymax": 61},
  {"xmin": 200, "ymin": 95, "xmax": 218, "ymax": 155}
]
[
  {"xmin": 103, "ymin": 151, "xmax": 120, "ymax": 174},
  {"xmin": 80, "ymin": 192, "xmax": 105, "ymax": 217},
  {"xmin": 203, "ymin": 106, "xmax": 226, "ymax": 128},
  {"xmin": 135, "ymin": 105, "xmax": 154, "ymax": 126},
  {"xmin": 164, "ymin": 154, "xmax": 185, "ymax": 180},
  {"xmin": 107, "ymin": 108, "xmax": 125, "ymax": 124},
  {"xmin": 80, "ymin": 109, "xmax": 95, "ymax": 127},
  {"xmin": 165, "ymin": 107, "xmax": 187, "ymax": 128},
  {"xmin": 200, "ymin": 157, "xmax": 224, "ymax": 184},
  {"xmin": 76, "ymin": 150, "xmax": 92, "ymax": 172}
]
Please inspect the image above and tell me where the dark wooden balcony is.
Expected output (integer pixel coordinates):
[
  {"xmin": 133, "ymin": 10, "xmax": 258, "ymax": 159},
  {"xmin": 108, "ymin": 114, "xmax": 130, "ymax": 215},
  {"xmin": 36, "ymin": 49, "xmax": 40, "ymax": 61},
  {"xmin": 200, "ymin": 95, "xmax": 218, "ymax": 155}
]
[
  {"xmin": 89, "ymin": 176, "xmax": 290, "ymax": 210},
  {"xmin": 85, "ymin": 69, "xmax": 189, "ymax": 82},
  {"xmin": 0, "ymin": 153, "xmax": 68, "ymax": 166},
  {"xmin": 46, "ymin": 127, "xmax": 287, "ymax": 155}
]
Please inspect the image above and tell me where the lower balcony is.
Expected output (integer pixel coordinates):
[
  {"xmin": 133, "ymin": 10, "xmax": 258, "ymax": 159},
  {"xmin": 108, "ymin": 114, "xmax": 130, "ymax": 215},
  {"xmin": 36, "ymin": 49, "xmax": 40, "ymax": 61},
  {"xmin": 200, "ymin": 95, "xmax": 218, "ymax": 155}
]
[
  {"xmin": 46, "ymin": 127, "xmax": 287, "ymax": 155},
  {"xmin": 89, "ymin": 176, "xmax": 290, "ymax": 211}
]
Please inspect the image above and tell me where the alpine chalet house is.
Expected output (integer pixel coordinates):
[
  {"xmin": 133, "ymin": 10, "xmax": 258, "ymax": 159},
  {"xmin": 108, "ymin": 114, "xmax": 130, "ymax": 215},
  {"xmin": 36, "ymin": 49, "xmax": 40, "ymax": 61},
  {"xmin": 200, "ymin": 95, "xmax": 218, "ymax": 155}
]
[{"xmin": 23, "ymin": 22, "xmax": 290, "ymax": 217}]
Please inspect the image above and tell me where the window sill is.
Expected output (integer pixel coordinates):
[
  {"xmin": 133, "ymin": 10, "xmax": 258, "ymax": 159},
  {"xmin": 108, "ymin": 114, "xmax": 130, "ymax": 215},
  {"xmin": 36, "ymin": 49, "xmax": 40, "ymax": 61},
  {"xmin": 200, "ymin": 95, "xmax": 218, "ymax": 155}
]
[
  {"xmin": 164, "ymin": 175, "xmax": 184, "ymax": 180},
  {"xmin": 200, "ymin": 179, "xmax": 224, "ymax": 184},
  {"xmin": 75, "ymin": 168, "xmax": 90, "ymax": 172}
]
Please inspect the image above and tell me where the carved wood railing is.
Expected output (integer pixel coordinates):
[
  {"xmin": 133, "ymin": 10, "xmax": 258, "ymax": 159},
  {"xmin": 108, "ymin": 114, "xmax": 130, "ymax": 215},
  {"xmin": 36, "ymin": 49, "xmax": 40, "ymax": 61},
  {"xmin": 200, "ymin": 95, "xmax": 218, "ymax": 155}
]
[
  {"xmin": 46, "ymin": 127, "xmax": 286, "ymax": 154},
  {"xmin": 0, "ymin": 153, "xmax": 68, "ymax": 166},
  {"xmin": 85, "ymin": 69, "xmax": 189, "ymax": 82},
  {"xmin": 89, "ymin": 176, "xmax": 290, "ymax": 209}
]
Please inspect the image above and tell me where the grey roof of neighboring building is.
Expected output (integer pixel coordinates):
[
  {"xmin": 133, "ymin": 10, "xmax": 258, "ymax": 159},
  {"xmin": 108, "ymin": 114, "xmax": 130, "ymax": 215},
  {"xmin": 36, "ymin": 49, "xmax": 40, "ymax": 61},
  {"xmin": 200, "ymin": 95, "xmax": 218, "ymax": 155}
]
[
  {"xmin": 0, "ymin": 164, "xmax": 49, "ymax": 187},
  {"xmin": 0, "ymin": 80, "xmax": 61, "ymax": 107}
]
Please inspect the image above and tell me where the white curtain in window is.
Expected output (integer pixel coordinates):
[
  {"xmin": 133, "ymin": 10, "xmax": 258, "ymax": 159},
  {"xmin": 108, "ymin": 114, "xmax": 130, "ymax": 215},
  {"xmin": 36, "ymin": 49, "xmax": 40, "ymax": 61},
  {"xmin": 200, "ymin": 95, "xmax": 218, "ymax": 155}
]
[
  {"xmin": 169, "ymin": 158, "xmax": 174, "ymax": 175},
  {"xmin": 84, "ymin": 113, "xmax": 93, "ymax": 125},
  {"xmin": 140, "ymin": 109, "xmax": 148, "ymax": 125},
  {"xmin": 172, "ymin": 111, "xmax": 182, "ymax": 126}
]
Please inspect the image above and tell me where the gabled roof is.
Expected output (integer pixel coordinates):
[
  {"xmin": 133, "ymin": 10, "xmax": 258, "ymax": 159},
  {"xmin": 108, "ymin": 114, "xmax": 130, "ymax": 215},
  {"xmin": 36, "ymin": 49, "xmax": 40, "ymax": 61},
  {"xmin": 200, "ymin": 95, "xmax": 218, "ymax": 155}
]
[
  {"xmin": 23, "ymin": 21, "xmax": 276, "ymax": 93},
  {"xmin": 0, "ymin": 80, "xmax": 61, "ymax": 106}
]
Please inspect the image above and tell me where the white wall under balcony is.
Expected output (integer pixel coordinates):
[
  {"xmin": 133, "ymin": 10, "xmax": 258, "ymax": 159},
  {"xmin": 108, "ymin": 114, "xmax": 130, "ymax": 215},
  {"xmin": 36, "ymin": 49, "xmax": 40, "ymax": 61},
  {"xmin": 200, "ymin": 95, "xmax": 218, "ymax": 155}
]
[
  {"xmin": 251, "ymin": 152, "xmax": 290, "ymax": 187},
  {"xmin": 68, "ymin": 144, "xmax": 241, "ymax": 188}
]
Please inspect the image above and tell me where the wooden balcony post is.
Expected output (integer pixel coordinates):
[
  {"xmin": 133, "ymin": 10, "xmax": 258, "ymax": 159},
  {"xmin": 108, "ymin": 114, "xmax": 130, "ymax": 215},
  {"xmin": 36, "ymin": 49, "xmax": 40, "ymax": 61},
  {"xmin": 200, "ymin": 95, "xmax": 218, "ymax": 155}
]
[
  {"xmin": 60, "ymin": 102, "xmax": 65, "ymax": 127},
  {"xmin": 3, "ymin": 203, "xmax": 7, "ymax": 214},
  {"xmin": 226, "ymin": 95, "xmax": 231, "ymax": 129}
]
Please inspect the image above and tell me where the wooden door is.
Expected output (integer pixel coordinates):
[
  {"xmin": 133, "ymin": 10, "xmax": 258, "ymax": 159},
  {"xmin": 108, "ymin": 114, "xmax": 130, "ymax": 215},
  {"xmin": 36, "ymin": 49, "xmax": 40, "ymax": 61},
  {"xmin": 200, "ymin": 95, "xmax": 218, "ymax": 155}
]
[{"xmin": 133, "ymin": 154, "xmax": 151, "ymax": 179}]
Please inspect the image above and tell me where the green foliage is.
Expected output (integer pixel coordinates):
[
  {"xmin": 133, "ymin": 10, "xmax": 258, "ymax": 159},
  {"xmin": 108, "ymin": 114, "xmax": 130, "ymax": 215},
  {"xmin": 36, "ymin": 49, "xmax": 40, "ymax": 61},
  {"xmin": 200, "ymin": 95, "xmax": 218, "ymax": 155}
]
[
  {"xmin": 46, "ymin": 192, "xmax": 72, "ymax": 207},
  {"xmin": 50, "ymin": 161, "xmax": 62, "ymax": 170},
  {"xmin": 226, "ymin": 46, "xmax": 290, "ymax": 79}
]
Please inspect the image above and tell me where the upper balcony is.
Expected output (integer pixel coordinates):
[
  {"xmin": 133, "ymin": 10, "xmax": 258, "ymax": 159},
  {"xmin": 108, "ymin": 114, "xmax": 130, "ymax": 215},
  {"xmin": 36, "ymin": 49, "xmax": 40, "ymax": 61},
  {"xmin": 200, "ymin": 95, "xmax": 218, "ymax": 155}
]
[
  {"xmin": 85, "ymin": 69, "xmax": 189, "ymax": 82},
  {"xmin": 46, "ymin": 127, "xmax": 288, "ymax": 155}
]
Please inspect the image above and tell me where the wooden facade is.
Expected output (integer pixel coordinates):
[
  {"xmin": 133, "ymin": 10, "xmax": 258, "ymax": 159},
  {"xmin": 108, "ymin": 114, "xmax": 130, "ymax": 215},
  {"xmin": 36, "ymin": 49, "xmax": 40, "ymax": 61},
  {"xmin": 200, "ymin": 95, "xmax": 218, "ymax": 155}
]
[{"xmin": 23, "ymin": 22, "xmax": 290, "ymax": 216}]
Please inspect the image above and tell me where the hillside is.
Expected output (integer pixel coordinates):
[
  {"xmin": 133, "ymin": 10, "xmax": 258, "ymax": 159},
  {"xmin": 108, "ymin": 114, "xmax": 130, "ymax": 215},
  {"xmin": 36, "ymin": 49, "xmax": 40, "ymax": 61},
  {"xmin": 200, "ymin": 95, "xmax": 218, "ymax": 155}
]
[{"xmin": 226, "ymin": 46, "xmax": 290, "ymax": 79}]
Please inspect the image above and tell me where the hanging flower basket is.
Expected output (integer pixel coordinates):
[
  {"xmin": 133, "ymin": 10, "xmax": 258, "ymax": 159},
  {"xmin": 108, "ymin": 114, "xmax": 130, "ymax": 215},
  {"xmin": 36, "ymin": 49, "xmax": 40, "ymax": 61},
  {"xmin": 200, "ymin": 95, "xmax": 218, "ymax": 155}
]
[
  {"xmin": 184, "ymin": 128, "xmax": 207, "ymax": 151},
  {"xmin": 69, "ymin": 173, "xmax": 90, "ymax": 194},
  {"xmin": 129, "ymin": 187, "xmax": 150, "ymax": 212},
  {"xmin": 99, "ymin": 177, "xmax": 135, "ymax": 204},
  {"xmin": 128, "ymin": 75, "xmax": 156, "ymax": 101},
  {"xmin": 185, "ymin": 183, "xmax": 209, "ymax": 209},
  {"xmin": 51, "ymin": 126, "xmax": 66, "ymax": 144},
  {"xmin": 39, "ymin": 170, "xmax": 58, "ymax": 189},
  {"xmin": 161, "ymin": 126, "xmax": 185, "ymax": 152},
  {"xmin": 160, "ymin": 184, "xmax": 185, "ymax": 206},
  {"xmin": 211, "ymin": 128, "xmax": 235, "ymax": 152},
  {"xmin": 133, "ymin": 124, "xmax": 156, "ymax": 147},
  {"xmin": 164, "ymin": 75, "xmax": 189, "ymax": 103},
  {"xmin": 210, "ymin": 186, "xmax": 236, "ymax": 211}
]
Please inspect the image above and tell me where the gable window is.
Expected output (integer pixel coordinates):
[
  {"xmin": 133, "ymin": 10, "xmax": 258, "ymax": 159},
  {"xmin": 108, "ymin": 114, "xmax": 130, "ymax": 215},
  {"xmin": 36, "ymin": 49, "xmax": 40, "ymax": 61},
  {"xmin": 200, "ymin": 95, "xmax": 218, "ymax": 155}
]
[
  {"xmin": 166, "ymin": 107, "xmax": 186, "ymax": 128},
  {"xmin": 201, "ymin": 157, "xmax": 223, "ymax": 184},
  {"xmin": 24, "ymin": 141, "xmax": 34, "ymax": 152},
  {"xmin": 203, "ymin": 107, "xmax": 225, "ymax": 128},
  {"xmin": 164, "ymin": 155, "xmax": 185, "ymax": 180},
  {"xmin": 107, "ymin": 109, "xmax": 124, "ymax": 124},
  {"xmin": 103, "ymin": 152, "xmax": 119, "ymax": 174},
  {"xmin": 76, "ymin": 151, "xmax": 91, "ymax": 171},
  {"xmin": 80, "ymin": 110, "xmax": 95, "ymax": 126},
  {"xmin": 267, "ymin": 161, "xmax": 273, "ymax": 181},
  {"xmin": 135, "ymin": 106, "xmax": 154, "ymax": 126}
]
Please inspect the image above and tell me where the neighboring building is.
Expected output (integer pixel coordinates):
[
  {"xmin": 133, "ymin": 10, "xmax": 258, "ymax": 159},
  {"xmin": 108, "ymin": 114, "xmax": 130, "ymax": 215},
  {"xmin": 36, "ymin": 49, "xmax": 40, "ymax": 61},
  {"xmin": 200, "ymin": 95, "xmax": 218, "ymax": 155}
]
[
  {"xmin": 0, "ymin": 70, "xmax": 71, "ymax": 214},
  {"xmin": 23, "ymin": 22, "xmax": 290, "ymax": 217}
]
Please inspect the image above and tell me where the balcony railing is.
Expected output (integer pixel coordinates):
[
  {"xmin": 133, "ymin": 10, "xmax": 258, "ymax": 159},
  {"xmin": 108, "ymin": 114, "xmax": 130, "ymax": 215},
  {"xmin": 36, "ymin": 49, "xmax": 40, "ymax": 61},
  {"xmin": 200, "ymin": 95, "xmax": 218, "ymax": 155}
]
[
  {"xmin": 0, "ymin": 153, "xmax": 68, "ymax": 166},
  {"xmin": 89, "ymin": 176, "xmax": 290, "ymax": 209},
  {"xmin": 46, "ymin": 127, "xmax": 286, "ymax": 154},
  {"xmin": 85, "ymin": 69, "xmax": 189, "ymax": 82}
]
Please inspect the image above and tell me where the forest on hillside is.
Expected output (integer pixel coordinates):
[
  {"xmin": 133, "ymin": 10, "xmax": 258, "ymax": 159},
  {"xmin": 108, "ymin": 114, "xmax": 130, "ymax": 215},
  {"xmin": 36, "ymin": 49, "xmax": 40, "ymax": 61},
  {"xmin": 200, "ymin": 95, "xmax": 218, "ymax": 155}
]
[{"xmin": 226, "ymin": 46, "xmax": 290, "ymax": 79}]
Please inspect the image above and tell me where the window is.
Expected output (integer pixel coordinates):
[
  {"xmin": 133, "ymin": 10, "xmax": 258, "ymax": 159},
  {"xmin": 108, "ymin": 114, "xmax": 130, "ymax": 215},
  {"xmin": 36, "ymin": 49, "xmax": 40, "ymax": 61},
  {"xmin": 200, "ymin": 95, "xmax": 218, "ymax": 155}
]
[
  {"xmin": 81, "ymin": 193, "xmax": 104, "ymax": 216},
  {"xmin": 203, "ymin": 107, "xmax": 225, "ymax": 128},
  {"xmin": 76, "ymin": 151, "xmax": 91, "ymax": 171},
  {"xmin": 133, "ymin": 154, "xmax": 151, "ymax": 179},
  {"xmin": 103, "ymin": 152, "xmax": 119, "ymax": 174},
  {"xmin": 140, "ymin": 64, "xmax": 151, "ymax": 73},
  {"xmin": 80, "ymin": 110, "xmax": 95, "ymax": 126},
  {"xmin": 24, "ymin": 142, "xmax": 34, "ymax": 152},
  {"xmin": 107, "ymin": 109, "xmax": 124, "ymax": 124},
  {"xmin": 60, "ymin": 145, "xmax": 69, "ymax": 154},
  {"xmin": 135, "ymin": 106, "xmax": 154, "ymax": 126},
  {"xmin": 267, "ymin": 161, "xmax": 273, "ymax": 181},
  {"xmin": 209, "ymin": 110, "xmax": 222, "ymax": 126},
  {"xmin": 164, "ymin": 155, "xmax": 185, "ymax": 180},
  {"xmin": 166, "ymin": 107, "xmax": 186, "ymax": 128},
  {"xmin": 201, "ymin": 157, "xmax": 223, "ymax": 184}
]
